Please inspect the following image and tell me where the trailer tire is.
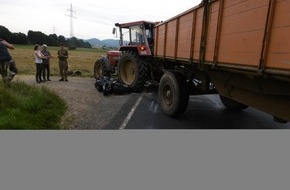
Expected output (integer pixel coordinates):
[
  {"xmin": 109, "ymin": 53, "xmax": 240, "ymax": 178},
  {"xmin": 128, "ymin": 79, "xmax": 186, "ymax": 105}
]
[
  {"xmin": 94, "ymin": 56, "xmax": 111, "ymax": 80},
  {"xmin": 219, "ymin": 95, "xmax": 248, "ymax": 111},
  {"xmin": 159, "ymin": 71, "xmax": 189, "ymax": 117},
  {"xmin": 118, "ymin": 51, "xmax": 147, "ymax": 91}
]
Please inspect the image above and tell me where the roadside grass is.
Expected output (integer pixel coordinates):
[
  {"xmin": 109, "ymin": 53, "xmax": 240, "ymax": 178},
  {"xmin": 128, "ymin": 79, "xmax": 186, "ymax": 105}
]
[
  {"xmin": 2, "ymin": 45, "xmax": 108, "ymax": 129},
  {"xmin": 0, "ymin": 81, "xmax": 67, "ymax": 129}
]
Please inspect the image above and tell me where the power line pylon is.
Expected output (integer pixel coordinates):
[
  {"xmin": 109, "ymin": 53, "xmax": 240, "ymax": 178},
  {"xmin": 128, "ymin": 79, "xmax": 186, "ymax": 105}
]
[
  {"xmin": 66, "ymin": 4, "xmax": 76, "ymax": 38},
  {"xmin": 52, "ymin": 25, "xmax": 57, "ymax": 34}
]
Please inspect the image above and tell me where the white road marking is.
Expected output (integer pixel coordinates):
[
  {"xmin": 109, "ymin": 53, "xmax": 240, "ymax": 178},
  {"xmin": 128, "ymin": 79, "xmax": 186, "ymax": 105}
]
[
  {"xmin": 149, "ymin": 101, "xmax": 158, "ymax": 113},
  {"xmin": 119, "ymin": 94, "xmax": 143, "ymax": 129}
]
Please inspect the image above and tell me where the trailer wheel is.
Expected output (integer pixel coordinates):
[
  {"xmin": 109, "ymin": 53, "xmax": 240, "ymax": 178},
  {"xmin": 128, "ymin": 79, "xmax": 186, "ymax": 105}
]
[
  {"xmin": 219, "ymin": 95, "xmax": 248, "ymax": 111},
  {"xmin": 118, "ymin": 51, "xmax": 147, "ymax": 91},
  {"xmin": 94, "ymin": 56, "xmax": 111, "ymax": 80},
  {"xmin": 159, "ymin": 71, "xmax": 189, "ymax": 117}
]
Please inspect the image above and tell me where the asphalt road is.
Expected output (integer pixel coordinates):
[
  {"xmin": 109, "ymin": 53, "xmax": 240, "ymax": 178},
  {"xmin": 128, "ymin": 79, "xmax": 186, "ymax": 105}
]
[
  {"xmin": 15, "ymin": 75, "xmax": 290, "ymax": 129},
  {"xmin": 105, "ymin": 86, "xmax": 290, "ymax": 130}
]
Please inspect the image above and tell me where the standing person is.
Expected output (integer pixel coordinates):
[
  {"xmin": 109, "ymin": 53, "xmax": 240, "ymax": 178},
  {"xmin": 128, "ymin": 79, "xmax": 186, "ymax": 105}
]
[
  {"xmin": 57, "ymin": 43, "xmax": 69, "ymax": 81},
  {"xmin": 34, "ymin": 44, "xmax": 46, "ymax": 83},
  {"xmin": 0, "ymin": 38, "xmax": 17, "ymax": 87},
  {"xmin": 41, "ymin": 44, "xmax": 51, "ymax": 81}
]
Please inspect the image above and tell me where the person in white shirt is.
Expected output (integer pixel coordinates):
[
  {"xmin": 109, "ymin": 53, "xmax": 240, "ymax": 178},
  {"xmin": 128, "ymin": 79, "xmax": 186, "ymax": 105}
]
[{"xmin": 34, "ymin": 44, "xmax": 47, "ymax": 83}]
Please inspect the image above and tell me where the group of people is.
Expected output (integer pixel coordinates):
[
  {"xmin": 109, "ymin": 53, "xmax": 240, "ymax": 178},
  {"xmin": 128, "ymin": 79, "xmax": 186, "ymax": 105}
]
[
  {"xmin": 34, "ymin": 44, "xmax": 51, "ymax": 83},
  {"xmin": 0, "ymin": 38, "xmax": 18, "ymax": 87},
  {"xmin": 0, "ymin": 38, "xmax": 70, "ymax": 87},
  {"xmin": 33, "ymin": 43, "xmax": 69, "ymax": 83}
]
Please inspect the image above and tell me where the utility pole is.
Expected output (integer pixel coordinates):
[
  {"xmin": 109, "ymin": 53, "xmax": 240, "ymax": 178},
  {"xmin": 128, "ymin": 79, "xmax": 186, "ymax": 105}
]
[{"xmin": 66, "ymin": 4, "xmax": 76, "ymax": 38}]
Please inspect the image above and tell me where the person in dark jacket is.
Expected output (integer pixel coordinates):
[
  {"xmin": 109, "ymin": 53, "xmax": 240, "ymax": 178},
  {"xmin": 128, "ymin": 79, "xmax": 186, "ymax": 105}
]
[
  {"xmin": 41, "ymin": 44, "xmax": 51, "ymax": 81},
  {"xmin": 0, "ymin": 38, "xmax": 17, "ymax": 87}
]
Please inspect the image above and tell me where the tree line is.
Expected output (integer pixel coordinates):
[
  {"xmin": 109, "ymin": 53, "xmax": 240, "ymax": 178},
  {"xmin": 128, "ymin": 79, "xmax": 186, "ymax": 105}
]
[{"xmin": 0, "ymin": 25, "xmax": 92, "ymax": 49}]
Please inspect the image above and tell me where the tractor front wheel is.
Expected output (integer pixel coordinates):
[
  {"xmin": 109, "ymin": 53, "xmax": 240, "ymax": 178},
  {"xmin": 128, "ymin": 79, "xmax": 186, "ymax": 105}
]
[{"xmin": 94, "ymin": 56, "xmax": 111, "ymax": 80}]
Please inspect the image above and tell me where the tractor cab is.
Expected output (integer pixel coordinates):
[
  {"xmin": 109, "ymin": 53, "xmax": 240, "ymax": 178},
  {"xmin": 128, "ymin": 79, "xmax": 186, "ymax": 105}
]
[{"xmin": 114, "ymin": 21, "xmax": 156, "ymax": 56}]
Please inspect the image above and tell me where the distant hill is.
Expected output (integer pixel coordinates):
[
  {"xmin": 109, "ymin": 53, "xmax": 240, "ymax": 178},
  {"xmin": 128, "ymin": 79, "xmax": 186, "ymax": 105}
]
[{"xmin": 86, "ymin": 38, "xmax": 120, "ymax": 48}]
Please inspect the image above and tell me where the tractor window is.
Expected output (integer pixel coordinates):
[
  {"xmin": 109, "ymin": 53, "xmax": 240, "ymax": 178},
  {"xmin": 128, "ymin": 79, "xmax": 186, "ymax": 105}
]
[
  {"xmin": 145, "ymin": 28, "xmax": 154, "ymax": 45},
  {"xmin": 130, "ymin": 26, "xmax": 145, "ymax": 45},
  {"xmin": 121, "ymin": 28, "xmax": 130, "ymax": 45},
  {"xmin": 145, "ymin": 29, "xmax": 152, "ymax": 38}
]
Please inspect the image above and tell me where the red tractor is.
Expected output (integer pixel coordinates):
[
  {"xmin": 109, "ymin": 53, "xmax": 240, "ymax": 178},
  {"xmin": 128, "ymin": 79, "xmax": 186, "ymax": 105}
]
[{"xmin": 94, "ymin": 21, "xmax": 157, "ymax": 91}]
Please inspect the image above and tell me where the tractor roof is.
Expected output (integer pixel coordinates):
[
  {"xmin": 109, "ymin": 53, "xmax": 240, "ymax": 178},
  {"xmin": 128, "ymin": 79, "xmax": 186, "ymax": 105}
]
[{"xmin": 115, "ymin": 21, "xmax": 156, "ymax": 28}]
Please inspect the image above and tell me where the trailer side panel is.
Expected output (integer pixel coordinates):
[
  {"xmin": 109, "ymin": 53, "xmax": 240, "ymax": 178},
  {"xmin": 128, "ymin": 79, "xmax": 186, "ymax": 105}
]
[
  {"xmin": 193, "ymin": 7, "xmax": 204, "ymax": 61},
  {"xmin": 176, "ymin": 11, "xmax": 195, "ymax": 59},
  {"xmin": 165, "ymin": 20, "xmax": 177, "ymax": 58},
  {"xmin": 266, "ymin": 0, "xmax": 290, "ymax": 70},
  {"xmin": 205, "ymin": 0, "xmax": 220, "ymax": 62},
  {"xmin": 216, "ymin": 0, "xmax": 269, "ymax": 67}
]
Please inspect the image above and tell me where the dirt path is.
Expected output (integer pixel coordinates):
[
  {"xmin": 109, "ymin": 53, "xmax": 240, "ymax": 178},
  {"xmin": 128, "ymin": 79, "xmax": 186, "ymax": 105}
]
[{"xmin": 14, "ymin": 75, "xmax": 131, "ymax": 129}]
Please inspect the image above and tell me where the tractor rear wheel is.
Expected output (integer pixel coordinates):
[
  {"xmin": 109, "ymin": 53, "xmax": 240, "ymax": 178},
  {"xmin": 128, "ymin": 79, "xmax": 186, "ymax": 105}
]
[
  {"xmin": 159, "ymin": 71, "xmax": 189, "ymax": 117},
  {"xmin": 118, "ymin": 51, "xmax": 147, "ymax": 91},
  {"xmin": 94, "ymin": 57, "xmax": 111, "ymax": 80}
]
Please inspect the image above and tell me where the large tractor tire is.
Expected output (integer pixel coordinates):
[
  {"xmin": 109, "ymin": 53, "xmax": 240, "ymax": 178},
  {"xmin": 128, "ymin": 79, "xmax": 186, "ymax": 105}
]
[
  {"xmin": 94, "ymin": 56, "xmax": 111, "ymax": 80},
  {"xmin": 159, "ymin": 71, "xmax": 189, "ymax": 117},
  {"xmin": 117, "ymin": 51, "xmax": 147, "ymax": 91},
  {"xmin": 219, "ymin": 95, "xmax": 248, "ymax": 111}
]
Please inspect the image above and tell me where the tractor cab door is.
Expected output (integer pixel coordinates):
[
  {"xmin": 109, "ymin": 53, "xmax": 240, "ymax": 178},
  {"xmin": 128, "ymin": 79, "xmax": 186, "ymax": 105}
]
[{"xmin": 145, "ymin": 27, "xmax": 154, "ymax": 54}]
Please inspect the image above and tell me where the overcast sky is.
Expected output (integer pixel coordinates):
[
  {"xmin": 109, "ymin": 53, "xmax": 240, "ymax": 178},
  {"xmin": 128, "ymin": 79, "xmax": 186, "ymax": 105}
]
[{"xmin": 0, "ymin": 0, "xmax": 201, "ymax": 40}]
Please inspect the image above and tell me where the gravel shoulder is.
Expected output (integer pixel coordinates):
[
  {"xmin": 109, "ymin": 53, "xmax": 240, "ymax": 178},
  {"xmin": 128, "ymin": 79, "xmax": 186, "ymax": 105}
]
[{"xmin": 14, "ymin": 75, "xmax": 131, "ymax": 129}]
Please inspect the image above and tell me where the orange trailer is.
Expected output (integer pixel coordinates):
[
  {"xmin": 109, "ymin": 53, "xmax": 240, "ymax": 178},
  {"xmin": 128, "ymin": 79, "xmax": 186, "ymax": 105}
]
[{"xmin": 155, "ymin": 0, "xmax": 290, "ymax": 122}]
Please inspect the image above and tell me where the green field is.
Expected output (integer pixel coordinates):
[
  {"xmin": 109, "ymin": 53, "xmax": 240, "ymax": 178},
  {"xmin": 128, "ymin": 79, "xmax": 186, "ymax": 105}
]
[{"xmin": 9, "ymin": 45, "xmax": 107, "ymax": 77}]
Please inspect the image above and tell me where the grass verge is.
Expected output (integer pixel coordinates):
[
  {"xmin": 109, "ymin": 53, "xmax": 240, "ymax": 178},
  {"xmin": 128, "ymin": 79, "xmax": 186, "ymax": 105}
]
[{"xmin": 0, "ymin": 81, "xmax": 67, "ymax": 129}]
